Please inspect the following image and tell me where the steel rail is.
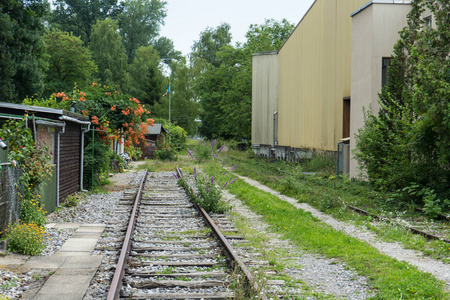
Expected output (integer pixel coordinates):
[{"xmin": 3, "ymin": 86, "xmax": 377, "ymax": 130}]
[
  {"xmin": 107, "ymin": 170, "xmax": 148, "ymax": 300},
  {"xmin": 176, "ymin": 168, "xmax": 269, "ymax": 300},
  {"xmin": 346, "ymin": 204, "xmax": 450, "ymax": 244}
]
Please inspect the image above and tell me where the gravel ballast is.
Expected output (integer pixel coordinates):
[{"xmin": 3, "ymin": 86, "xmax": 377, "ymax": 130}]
[{"xmin": 1, "ymin": 165, "xmax": 449, "ymax": 298}]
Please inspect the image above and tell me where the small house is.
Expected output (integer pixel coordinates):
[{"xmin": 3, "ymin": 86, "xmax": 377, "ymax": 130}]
[{"xmin": 0, "ymin": 102, "xmax": 90, "ymax": 213}]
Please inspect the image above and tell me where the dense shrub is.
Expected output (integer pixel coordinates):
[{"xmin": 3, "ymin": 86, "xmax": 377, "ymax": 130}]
[
  {"xmin": 7, "ymin": 222, "xmax": 45, "ymax": 255},
  {"xmin": 355, "ymin": 0, "xmax": 450, "ymax": 214}
]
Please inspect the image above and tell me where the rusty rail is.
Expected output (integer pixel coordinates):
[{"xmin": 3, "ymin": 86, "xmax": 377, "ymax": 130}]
[
  {"xmin": 346, "ymin": 204, "xmax": 450, "ymax": 244},
  {"xmin": 176, "ymin": 167, "xmax": 268, "ymax": 300},
  {"xmin": 107, "ymin": 170, "xmax": 148, "ymax": 300}
]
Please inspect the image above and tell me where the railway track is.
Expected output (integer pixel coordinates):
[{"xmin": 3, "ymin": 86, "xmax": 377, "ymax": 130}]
[
  {"xmin": 345, "ymin": 204, "xmax": 450, "ymax": 244},
  {"xmin": 104, "ymin": 171, "xmax": 266, "ymax": 300}
]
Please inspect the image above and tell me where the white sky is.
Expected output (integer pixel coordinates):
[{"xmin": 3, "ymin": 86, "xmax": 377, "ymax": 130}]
[{"xmin": 159, "ymin": 0, "xmax": 315, "ymax": 56}]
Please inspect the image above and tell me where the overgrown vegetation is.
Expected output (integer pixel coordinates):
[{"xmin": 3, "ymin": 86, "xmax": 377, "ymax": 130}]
[
  {"xmin": 220, "ymin": 174, "xmax": 449, "ymax": 299},
  {"xmin": 0, "ymin": 118, "xmax": 52, "ymax": 255},
  {"xmin": 176, "ymin": 140, "xmax": 235, "ymax": 213},
  {"xmin": 355, "ymin": 0, "xmax": 450, "ymax": 215},
  {"xmin": 7, "ymin": 222, "xmax": 46, "ymax": 256},
  {"xmin": 224, "ymin": 150, "xmax": 450, "ymax": 261}
]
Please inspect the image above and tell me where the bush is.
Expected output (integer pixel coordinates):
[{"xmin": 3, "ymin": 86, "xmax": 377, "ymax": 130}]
[
  {"xmin": 7, "ymin": 222, "xmax": 45, "ymax": 255},
  {"xmin": 62, "ymin": 193, "xmax": 83, "ymax": 208},
  {"xmin": 194, "ymin": 176, "xmax": 230, "ymax": 213},
  {"xmin": 170, "ymin": 125, "xmax": 187, "ymax": 151},
  {"xmin": 154, "ymin": 149, "xmax": 177, "ymax": 161},
  {"xmin": 19, "ymin": 197, "xmax": 46, "ymax": 228}
]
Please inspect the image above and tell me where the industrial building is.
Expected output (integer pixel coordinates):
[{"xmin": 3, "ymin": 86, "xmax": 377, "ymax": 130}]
[{"xmin": 251, "ymin": 0, "xmax": 431, "ymax": 178}]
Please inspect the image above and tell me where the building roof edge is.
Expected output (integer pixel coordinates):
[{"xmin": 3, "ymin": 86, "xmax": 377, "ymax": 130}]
[{"xmin": 351, "ymin": 0, "xmax": 412, "ymax": 18}]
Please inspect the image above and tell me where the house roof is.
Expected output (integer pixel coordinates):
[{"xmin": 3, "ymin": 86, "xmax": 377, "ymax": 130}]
[
  {"xmin": 0, "ymin": 102, "xmax": 90, "ymax": 124},
  {"xmin": 147, "ymin": 124, "xmax": 166, "ymax": 135}
]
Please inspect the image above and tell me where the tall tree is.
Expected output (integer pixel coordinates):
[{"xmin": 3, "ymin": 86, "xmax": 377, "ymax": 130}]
[
  {"xmin": 191, "ymin": 20, "xmax": 294, "ymax": 140},
  {"xmin": 118, "ymin": 0, "xmax": 167, "ymax": 62},
  {"xmin": 190, "ymin": 23, "xmax": 232, "ymax": 69},
  {"xmin": 44, "ymin": 29, "xmax": 97, "ymax": 94},
  {"xmin": 153, "ymin": 59, "xmax": 198, "ymax": 135},
  {"xmin": 355, "ymin": 0, "xmax": 450, "ymax": 212},
  {"xmin": 51, "ymin": 0, "xmax": 122, "ymax": 44},
  {"xmin": 90, "ymin": 18, "xmax": 128, "ymax": 88},
  {"xmin": 128, "ymin": 46, "xmax": 164, "ymax": 106},
  {"xmin": 0, "ymin": 0, "xmax": 48, "ymax": 102},
  {"xmin": 153, "ymin": 36, "xmax": 182, "ymax": 66}
]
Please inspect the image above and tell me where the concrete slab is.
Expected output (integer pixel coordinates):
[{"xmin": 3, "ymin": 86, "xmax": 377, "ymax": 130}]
[
  {"xmin": 54, "ymin": 251, "xmax": 94, "ymax": 257},
  {"xmin": 76, "ymin": 224, "xmax": 105, "ymax": 233},
  {"xmin": 32, "ymin": 270, "xmax": 96, "ymax": 300},
  {"xmin": 60, "ymin": 256, "xmax": 102, "ymax": 269},
  {"xmin": 26, "ymin": 256, "xmax": 67, "ymax": 269},
  {"xmin": 0, "ymin": 254, "xmax": 30, "ymax": 266},
  {"xmin": 71, "ymin": 232, "xmax": 103, "ymax": 238},
  {"xmin": 57, "ymin": 238, "xmax": 98, "ymax": 253},
  {"xmin": 46, "ymin": 223, "xmax": 82, "ymax": 230}
]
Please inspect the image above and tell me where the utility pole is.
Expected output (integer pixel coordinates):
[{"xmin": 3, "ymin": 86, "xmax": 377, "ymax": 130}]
[{"xmin": 168, "ymin": 77, "xmax": 171, "ymax": 150}]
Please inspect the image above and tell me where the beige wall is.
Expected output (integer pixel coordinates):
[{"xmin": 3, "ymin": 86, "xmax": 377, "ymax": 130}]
[
  {"xmin": 277, "ymin": 0, "xmax": 367, "ymax": 151},
  {"xmin": 252, "ymin": 52, "xmax": 278, "ymax": 146},
  {"xmin": 349, "ymin": 2, "xmax": 411, "ymax": 178}
]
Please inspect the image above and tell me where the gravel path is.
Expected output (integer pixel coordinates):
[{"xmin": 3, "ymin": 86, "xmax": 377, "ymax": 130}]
[
  {"xmin": 235, "ymin": 173, "xmax": 450, "ymax": 289},
  {"xmin": 222, "ymin": 189, "xmax": 375, "ymax": 299}
]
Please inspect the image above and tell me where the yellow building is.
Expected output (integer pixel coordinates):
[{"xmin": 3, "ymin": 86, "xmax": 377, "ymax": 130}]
[{"xmin": 252, "ymin": 0, "xmax": 419, "ymax": 177}]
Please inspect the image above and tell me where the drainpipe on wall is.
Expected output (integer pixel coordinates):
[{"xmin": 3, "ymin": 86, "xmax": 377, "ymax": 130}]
[
  {"xmin": 56, "ymin": 123, "xmax": 66, "ymax": 208},
  {"xmin": 273, "ymin": 111, "xmax": 278, "ymax": 147},
  {"xmin": 80, "ymin": 124, "xmax": 91, "ymax": 192}
]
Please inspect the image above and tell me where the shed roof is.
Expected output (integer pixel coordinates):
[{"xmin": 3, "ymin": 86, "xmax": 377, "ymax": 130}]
[
  {"xmin": 0, "ymin": 102, "xmax": 89, "ymax": 123},
  {"xmin": 147, "ymin": 124, "xmax": 166, "ymax": 135}
]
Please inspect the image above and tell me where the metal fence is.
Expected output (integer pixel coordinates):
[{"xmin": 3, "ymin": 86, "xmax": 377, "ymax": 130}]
[{"xmin": 0, "ymin": 164, "xmax": 22, "ymax": 233}]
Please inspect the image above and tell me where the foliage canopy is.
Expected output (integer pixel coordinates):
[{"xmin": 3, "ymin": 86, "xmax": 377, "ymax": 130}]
[{"xmin": 355, "ymin": 0, "xmax": 450, "ymax": 214}]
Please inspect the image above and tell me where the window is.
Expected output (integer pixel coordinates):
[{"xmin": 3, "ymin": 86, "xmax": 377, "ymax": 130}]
[
  {"xmin": 424, "ymin": 16, "xmax": 432, "ymax": 28},
  {"xmin": 382, "ymin": 57, "xmax": 391, "ymax": 88}
]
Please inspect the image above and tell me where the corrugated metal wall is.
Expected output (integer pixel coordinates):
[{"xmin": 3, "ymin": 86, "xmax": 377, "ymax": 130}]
[
  {"xmin": 277, "ymin": 0, "xmax": 367, "ymax": 151},
  {"xmin": 40, "ymin": 166, "xmax": 57, "ymax": 213},
  {"xmin": 252, "ymin": 52, "xmax": 278, "ymax": 146}
]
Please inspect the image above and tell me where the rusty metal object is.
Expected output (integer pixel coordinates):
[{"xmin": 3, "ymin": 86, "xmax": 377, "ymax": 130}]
[
  {"xmin": 107, "ymin": 170, "xmax": 148, "ymax": 300},
  {"xmin": 176, "ymin": 167, "xmax": 268, "ymax": 300},
  {"xmin": 346, "ymin": 204, "xmax": 450, "ymax": 244}
]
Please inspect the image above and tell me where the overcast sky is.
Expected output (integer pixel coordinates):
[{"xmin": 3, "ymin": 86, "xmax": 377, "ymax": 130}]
[{"xmin": 159, "ymin": 0, "xmax": 315, "ymax": 56}]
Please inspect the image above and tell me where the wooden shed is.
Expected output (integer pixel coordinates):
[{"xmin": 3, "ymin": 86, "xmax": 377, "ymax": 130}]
[
  {"xmin": 0, "ymin": 102, "xmax": 90, "ymax": 212},
  {"xmin": 138, "ymin": 124, "xmax": 166, "ymax": 159}
]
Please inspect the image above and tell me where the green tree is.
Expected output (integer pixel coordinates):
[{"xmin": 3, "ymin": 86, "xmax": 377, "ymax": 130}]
[
  {"xmin": 192, "ymin": 19, "xmax": 294, "ymax": 140},
  {"xmin": 90, "ymin": 18, "xmax": 128, "ymax": 88},
  {"xmin": 50, "ymin": 0, "xmax": 122, "ymax": 44},
  {"xmin": 355, "ymin": 0, "xmax": 450, "ymax": 212},
  {"xmin": 44, "ymin": 29, "xmax": 97, "ymax": 94},
  {"xmin": 190, "ymin": 23, "xmax": 232, "ymax": 69},
  {"xmin": 0, "ymin": 0, "xmax": 48, "ymax": 102},
  {"xmin": 118, "ymin": 0, "xmax": 167, "ymax": 62},
  {"xmin": 153, "ymin": 59, "xmax": 198, "ymax": 135},
  {"xmin": 153, "ymin": 36, "xmax": 183, "ymax": 66},
  {"xmin": 128, "ymin": 45, "xmax": 165, "ymax": 106}
]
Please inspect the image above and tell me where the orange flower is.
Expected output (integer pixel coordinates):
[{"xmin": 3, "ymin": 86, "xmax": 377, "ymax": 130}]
[{"xmin": 111, "ymin": 105, "xmax": 116, "ymax": 111}]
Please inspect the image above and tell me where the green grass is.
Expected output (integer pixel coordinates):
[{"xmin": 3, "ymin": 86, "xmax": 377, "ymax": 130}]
[
  {"xmin": 221, "ymin": 175, "xmax": 449, "ymax": 299},
  {"xmin": 223, "ymin": 150, "xmax": 450, "ymax": 261}
]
